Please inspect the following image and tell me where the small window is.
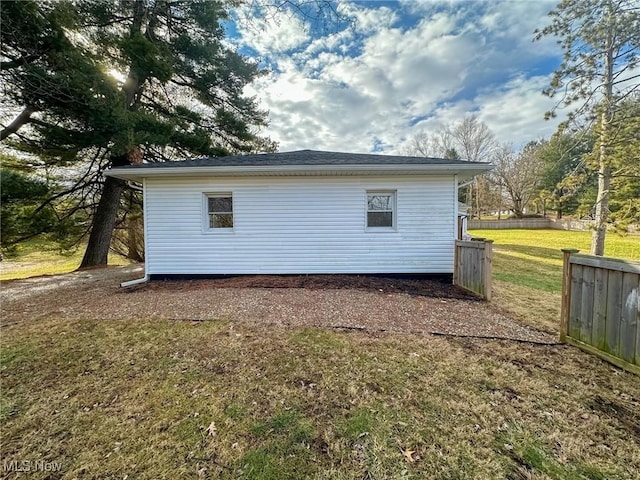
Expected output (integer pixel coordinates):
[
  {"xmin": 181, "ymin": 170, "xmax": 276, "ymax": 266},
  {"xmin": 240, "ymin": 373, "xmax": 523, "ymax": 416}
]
[
  {"xmin": 367, "ymin": 191, "xmax": 395, "ymax": 229},
  {"xmin": 207, "ymin": 194, "xmax": 233, "ymax": 229}
]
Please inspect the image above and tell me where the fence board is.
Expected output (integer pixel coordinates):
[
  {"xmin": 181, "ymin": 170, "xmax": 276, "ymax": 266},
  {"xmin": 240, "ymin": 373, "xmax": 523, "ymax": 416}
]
[
  {"xmin": 569, "ymin": 264, "xmax": 583, "ymax": 340},
  {"xmin": 592, "ymin": 267, "xmax": 608, "ymax": 351},
  {"xmin": 454, "ymin": 240, "xmax": 492, "ymax": 300},
  {"xmin": 637, "ymin": 305, "xmax": 640, "ymax": 367},
  {"xmin": 619, "ymin": 273, "xmax": 639, "ymax": 364},
  {"xmin": 605, "ymin": 270, "xmax": 623, "ymax": 358},
  {"xmin": 570, "ymin": 255, "xmax": 640, "ymax": 274},
  {"xmin": 607, "ymin": 271, "xmax": 623, "ymax": 356},
  {"xmin": 580, "ymin": 266, "xmax": 595, "ymax": 344}
]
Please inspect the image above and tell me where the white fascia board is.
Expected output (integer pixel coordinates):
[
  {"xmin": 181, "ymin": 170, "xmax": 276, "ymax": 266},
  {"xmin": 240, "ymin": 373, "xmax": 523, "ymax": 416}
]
[{"xmin": 106, "ymin": 163, "xmax": 493, "ymax": 181}]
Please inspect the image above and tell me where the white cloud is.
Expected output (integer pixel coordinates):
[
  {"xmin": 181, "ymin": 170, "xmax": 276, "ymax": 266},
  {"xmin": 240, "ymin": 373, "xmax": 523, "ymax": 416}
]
[
  {"xmin": 236, "ymin": 10, "xmax": 310, "ymax": 55},
  {"xmin": 475, "ymin": 75, "xmax": 564, "ymax": 145},
  {"xmin": 240, "ymin": 0, "xmax": 565, "ymax": 154}
]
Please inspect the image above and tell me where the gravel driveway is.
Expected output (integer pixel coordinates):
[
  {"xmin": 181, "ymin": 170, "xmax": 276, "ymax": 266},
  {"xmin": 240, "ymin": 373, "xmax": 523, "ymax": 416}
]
[{"xmin": 0, "ymin": 265, "xmax": 556, "ymax": 344}]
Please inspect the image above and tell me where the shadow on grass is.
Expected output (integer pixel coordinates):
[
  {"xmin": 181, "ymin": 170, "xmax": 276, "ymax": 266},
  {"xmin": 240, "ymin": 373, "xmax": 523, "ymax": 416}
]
[
  {"xmin": 492, "ymin": 252, "xmax": 563, "ymax": 294},
  {"xmin": 494, "ymin": 244, "xmax": 564, "ymax": 262}
]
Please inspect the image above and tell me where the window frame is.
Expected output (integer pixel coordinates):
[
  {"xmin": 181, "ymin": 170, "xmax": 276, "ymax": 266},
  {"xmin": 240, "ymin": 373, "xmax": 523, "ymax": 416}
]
[
  {"xmin": 365, "ymin": 190, "xmax": 397, "ymax": 232},
  {"xmin": 204, "ymin": 192, "xmax": 234, "ymax": 233}
]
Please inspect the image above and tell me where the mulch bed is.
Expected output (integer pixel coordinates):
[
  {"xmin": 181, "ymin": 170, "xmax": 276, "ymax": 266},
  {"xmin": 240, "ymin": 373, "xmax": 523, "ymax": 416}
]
[{"xmin": 134, "ymin": 274, "xmax": 480, "ymax": 300}]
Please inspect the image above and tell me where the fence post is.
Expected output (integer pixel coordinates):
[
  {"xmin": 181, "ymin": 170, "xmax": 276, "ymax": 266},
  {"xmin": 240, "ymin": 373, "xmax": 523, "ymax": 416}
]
[
  {"xmin": 453, "ymin": 241, "xmax": 459, "ymax": 285},
  {"xmin": 560, "ymin": 248, "xmax": 579, "ymax": 343},
  {"xmin": 484, "ymin": 240, "xmax": 494, "ymax": 301}
]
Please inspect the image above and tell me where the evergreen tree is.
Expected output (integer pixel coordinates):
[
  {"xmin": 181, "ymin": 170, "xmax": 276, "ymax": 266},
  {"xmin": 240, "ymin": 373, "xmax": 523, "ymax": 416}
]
[
  {"xmin": 601, "ymin": 94, "xmax": 640, "ymax": 232},
  {"xmin": 535, "ymin": 0, "xmax": 640, "ymax": 255},
  {"xmin": 1, "ymin": 0, "xmax": 275, "ymax": 267},
  {"xmin": 535, "ymin": 130, "xmax": 596, "ymax": 218}
]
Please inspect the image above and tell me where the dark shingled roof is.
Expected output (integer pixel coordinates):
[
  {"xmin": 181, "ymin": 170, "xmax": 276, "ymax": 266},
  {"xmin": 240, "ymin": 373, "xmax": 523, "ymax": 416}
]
[{"xmin": 115, "ymin": 149, "xmax": 476, "ymax": 169}]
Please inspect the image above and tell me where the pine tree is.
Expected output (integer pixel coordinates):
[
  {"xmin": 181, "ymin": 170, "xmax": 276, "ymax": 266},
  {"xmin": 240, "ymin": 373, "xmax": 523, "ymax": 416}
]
[
  {"xmin": 1, "ymin": 0, "xmax": 275, "ymax": 266},
  {"xmin": 535, "ymin": 0, "xmax": 640, "ymax": 255}
]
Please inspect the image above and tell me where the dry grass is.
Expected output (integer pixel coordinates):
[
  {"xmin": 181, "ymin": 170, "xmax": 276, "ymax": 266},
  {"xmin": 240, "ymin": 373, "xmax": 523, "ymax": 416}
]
[
  {"xmin": 2, "ymin": 315, "xmax": 639, "ymax": 479},
  {"xmin": 2, "ymin": 229, "xmax": 640, "ymax": 478}
]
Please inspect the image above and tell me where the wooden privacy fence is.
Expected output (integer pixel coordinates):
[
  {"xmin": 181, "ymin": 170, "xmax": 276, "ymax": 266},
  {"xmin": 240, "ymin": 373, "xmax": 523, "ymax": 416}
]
[
  {"xmin": 560, "ymin": 249, "xmax": 640, "ymax": 375},
  {"xmin": 454, "ymin": 239, "xmax": 493, "ymax": 300}
]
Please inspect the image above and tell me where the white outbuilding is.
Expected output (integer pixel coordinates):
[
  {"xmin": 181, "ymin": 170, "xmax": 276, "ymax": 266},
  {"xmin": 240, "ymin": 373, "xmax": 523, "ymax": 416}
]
[{"xmin": 107, "ymin": 150, "xmax": 491, "ymax": 281}]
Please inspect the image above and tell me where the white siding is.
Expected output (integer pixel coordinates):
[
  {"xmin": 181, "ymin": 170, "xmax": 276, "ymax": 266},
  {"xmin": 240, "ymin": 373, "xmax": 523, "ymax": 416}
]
[{"xmin": 144, "ymin": 175, "xmax": 456, "ymax": 274}]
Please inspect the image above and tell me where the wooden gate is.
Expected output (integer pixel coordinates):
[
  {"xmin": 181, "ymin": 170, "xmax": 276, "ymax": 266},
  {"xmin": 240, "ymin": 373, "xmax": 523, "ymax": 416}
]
[{"xmin": 454, "ymin": 239, "xmax": 493, "ymax": 300}]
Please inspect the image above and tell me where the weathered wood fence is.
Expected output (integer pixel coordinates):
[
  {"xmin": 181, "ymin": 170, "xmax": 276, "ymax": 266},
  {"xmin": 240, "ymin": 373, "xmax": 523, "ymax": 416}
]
[
  {"xmin": 454, "ymin": 239, "xmax": 493, "ymax": 300},
  {"xmin": 560, "ymin": 249, "xmax": 640, "ymax": 375},
  {"xmin": 469, "ymin": 218, "xmax": 640, "ymax": 233}
]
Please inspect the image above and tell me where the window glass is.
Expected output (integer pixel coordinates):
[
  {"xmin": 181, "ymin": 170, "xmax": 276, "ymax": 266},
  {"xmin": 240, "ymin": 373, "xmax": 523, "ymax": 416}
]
[
  {"xmin": 366, "ymin": 192, "xmax": 395, "ymax": 228},
  {"xmin": 368, "ymin": 195, "xmax": 392, "ymax": 211},
  {"xmin": 367, "ymin": 211, "xmax": 392, "ymax": 227},
  {"xmin": 209, "ymin": 197, "xmax": 232, "ymax": 213},
  {"xmin": 207, "ymin": 194, "xmax": 233, "ymax": 229}
]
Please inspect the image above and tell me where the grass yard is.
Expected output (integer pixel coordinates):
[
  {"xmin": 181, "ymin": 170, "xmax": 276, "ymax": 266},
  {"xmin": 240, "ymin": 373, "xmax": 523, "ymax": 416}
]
[
  {"xmin": 2, "ymin": 317, "xmax": 639, "ymax": 480},
  {"xmin": 469, "ymin": 229, "xmax": 640, "ymax": 333},
  {"xmin": 0, "ymin": 237, "xmax": 130, "ymax": 281},
  {"xmin": 1, "ymin": 229, "xmax": 639, "ymax": 479}
]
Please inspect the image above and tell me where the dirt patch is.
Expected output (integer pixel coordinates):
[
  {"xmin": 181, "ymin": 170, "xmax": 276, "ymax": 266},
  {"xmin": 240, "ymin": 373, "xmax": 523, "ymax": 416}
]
[
  {"xmin": 1, "ymin": 267, "xmax": 556, "ymax": 344},
  {"xmin": 588, "ymin": 395, "xmax": 640, "ymax": 441},
  {"xmin": 0, "ymin": 264, "xmax": 143, "ymax": 302}
]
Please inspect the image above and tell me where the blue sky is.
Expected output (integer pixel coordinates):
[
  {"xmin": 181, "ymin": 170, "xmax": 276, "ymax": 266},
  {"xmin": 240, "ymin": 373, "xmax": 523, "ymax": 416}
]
[{"xmin": 232, "ymin": 0, "xmax": 566, "ymax": 155}]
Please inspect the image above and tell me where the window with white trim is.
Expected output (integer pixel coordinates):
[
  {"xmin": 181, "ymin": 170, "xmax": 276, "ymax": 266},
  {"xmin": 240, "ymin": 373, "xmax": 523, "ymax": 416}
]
[
  {"xmin": 366, "ymin": 191, "xmax": 395, "ymax": 229},
  {"xmin": 207, "ymin": 194, "xmax": 233, "ymax": 229}
]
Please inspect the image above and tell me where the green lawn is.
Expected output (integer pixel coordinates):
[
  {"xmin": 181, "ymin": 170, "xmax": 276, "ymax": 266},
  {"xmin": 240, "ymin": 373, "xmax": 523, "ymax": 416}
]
[
  {"xmin": 469, "ymin": 228, "xmax": 640, "ymax": 332},
  {"xmin": 0, "ymin": 237, "xmax": 130, "ymax": 281}
]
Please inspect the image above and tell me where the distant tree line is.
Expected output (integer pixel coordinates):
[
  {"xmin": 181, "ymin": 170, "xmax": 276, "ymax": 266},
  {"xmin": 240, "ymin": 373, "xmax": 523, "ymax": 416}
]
[{"xmin": 403, "ymin": 92, "xmax": 639, "ymax": 237}]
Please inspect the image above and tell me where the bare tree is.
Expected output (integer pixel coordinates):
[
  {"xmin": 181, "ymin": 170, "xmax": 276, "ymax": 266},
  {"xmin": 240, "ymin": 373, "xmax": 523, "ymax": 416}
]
[
  {"xmin": 404, "ymin": 115, "xmax": 497, "ymax": 217},
  {"xmin": 491, "ymin": 143, "xmax": 545, "ymax": 218},
  {"xmin": 451, "ymin": 116, "xmax": 497, "ymax": 164},
  {"xmin": 452, "ymin": 116, "xmax": 496, "ymax": 217},
  {"xmin": 402, "ymin": 127, "xmax": 456, "ymax": 158},
  {"xmin": 404, "ymin": 116, "xmax": 496, "ymax": 162}
]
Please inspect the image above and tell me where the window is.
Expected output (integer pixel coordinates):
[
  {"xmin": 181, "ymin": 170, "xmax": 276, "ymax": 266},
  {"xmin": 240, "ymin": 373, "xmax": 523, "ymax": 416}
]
[
  {"xmin": 207, "ymin": 194, "xmax": 233, "ymax": 229},
  {"xmin": 366, "ymin": 191, "xmax": 395, "ymax": 229}
]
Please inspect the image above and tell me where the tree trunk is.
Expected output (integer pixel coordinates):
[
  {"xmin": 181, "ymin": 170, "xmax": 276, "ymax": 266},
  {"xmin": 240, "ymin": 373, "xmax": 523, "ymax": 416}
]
[
  {"xmin": 78, "ymin": 2, "xmax": 146, "ymax": 269},
  {"xmin": 127, "ymin": 214, "xmax": 144, "ymax": 262},
  {"xmin": 465, "ymin": 184, "xmax": 474, "ymax": 218},
  {"xmin": 590, "ymin": 109, "xmax": 611, "ymax": 256},
  {"xmin": 475, "ymin": 178, "xmax": 481, "ymax": 219},
  {"xmin": 80, "ymin": 154, "xmax": 129, "ymax": 268},
  {"xmin": 590, "ymin": 26, "xmax": 614, "ymax": 257},
  {"xmin": 1, "ymin": 105, "xmax": 36, "ymax": 141}
]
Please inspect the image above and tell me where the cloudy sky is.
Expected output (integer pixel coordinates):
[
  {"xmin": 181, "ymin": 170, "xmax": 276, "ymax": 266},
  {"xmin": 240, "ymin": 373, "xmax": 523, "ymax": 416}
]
[{"xmin": 231, "ymin": 0, "xmax": 567, "ymax": 155}]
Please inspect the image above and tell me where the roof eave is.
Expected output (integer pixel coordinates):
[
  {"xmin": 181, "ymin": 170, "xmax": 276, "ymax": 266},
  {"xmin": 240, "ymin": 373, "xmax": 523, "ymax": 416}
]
[{"xmin": 106, "ymin": 163, "xmax": 493, "ymax": 182}]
